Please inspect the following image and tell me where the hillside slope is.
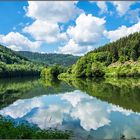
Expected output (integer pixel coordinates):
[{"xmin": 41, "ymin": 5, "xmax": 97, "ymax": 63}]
[
  {"xmin": 59, "ymin": 32, "xmax": 140, "ymax": 78},
  {"xmin": 18, "ymin": 51, "xmax": 79, "ymax": 67},
  {"xmin": 0, "ymin": 45, "xmax": 43, "ymax": 78},
  {"xmin": 90, "ymin": 32, "xmax": 140, "ymax": 63},
  {"xmin": 0, "ymin": 45, "xmax": 29, "ymax": 64}
]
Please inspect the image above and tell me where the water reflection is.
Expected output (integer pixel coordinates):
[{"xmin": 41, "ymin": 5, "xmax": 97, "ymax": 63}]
[
  {"xmin": 1, "ymin": 89, "xmax": 140, "ymax": 139},
  {"xmin": 1, "ymin": 77, "xmax": 140, "ymax": 139},
  {"xmin": 65, "ymin": 78, "xmax": 140, "ymax": 113},
  {"xmin": 0, "ymin": 77, "xmax": 75, "ymax": 109}
]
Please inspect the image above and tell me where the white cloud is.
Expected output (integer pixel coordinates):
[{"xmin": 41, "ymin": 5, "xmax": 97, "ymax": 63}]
[
  {"xmin": 104, "ymin": 21, "xmax": 140, "ymax": 41},
  {"xmin": 58, "ymin": 13, "xmax": 106, "ymax": 55},
  {"xmin": 26, "ymin": 1, "xmax": 81, "ymax": 23},
  {"xmin": 67, "ymin": 13, "xmax": 106, "ymax": 44},
  {"xmin": 24, "ymin": 1, "xmax": 82, "ymax": 45},
  {"xmin": 96, "ymin": 2, "xmax": 108, "ymax": 14},
  {"xmin": 7, "ymin": 45, "xmax": 22, "ymax": 51},
  {"xmin": 125, "ymin": 9, "xmax": 140, "ymax": 23},
  {"xmin": 90, "ymin": 1, "xmax": 108, "ymax": 14},
  {"xmin": 23, "ymin": 20, "xmax": 67, "ymax": 43},
  {"xmin": 58, "ymin": 39, "xmax": 93, "ymax": 56},
  {"xmin": 0, "ymin": 32, "xmax": 40, "ymax": 51},
  {"xmin": 91, "ymin": 1, "xmax": 137, "ymax": 16},
  {"xmin": 111, "ymin": 1, "xmax": 135, "ymax": 16}
]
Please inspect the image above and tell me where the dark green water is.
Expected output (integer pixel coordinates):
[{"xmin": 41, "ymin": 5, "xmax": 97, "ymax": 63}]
[{"xmin": 0, "ymin": 77, "xmax": 140, "ymax": 139}]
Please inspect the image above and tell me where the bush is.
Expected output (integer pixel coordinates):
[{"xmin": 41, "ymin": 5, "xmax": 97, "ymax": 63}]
[
  {"xmin": 91, "ymin": 62, "xmax": 105, "ymax": 77},
  {"xmin": 0, "ymin": 116, "xmax": 70, "ymax": 139},
  {"xmin": 41, "ymin": 65, "xmax": 67, "ymax": 79}
]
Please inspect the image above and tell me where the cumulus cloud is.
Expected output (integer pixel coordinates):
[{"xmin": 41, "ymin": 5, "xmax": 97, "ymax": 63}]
[
  {"xmin": 58, "ymin": 39, "xmax": 93, "ymax": 56},
  {"xmin": 67, "ymin": 13, "xmax": 106, "ymax": 44},
  {"xmin": 91, "ymin": 1, "xmax": 136, "ymax": 16},
  {"xmin": 23, "ymin": 20, "xmax": 67, "ymax": 43},
  {"xmin": 125, "ymin": 9, "xmax": 140, "ymax": 24},
  {"xmin": 0, "ymin": 32, "xmax": 40, "ymax": 51},
  {"xmin": 58, "ymin": 13, "xmax": 106, "ymax": 55},
  {"xmin": 111, "ymin": 1, "xmax": 135, "ymax": 16},
  {"xmin": 104, "ymin": 21, "xmax": 140, "ymax": 41},
  {"xmin": 26, "ymin": 1, "xmax": 81, "ymax": 23},
  {"xmin": 96, "ymin": 2, "xmax": 108, "ymax": 14},
  {"xmin": 23, "ymin": 1, "xmax": 82, "ymax": 45}
]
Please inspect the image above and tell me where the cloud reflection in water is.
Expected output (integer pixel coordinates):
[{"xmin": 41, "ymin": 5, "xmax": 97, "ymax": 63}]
[{"xmin": 0, "ymin": 90, "xmax": 140, "ymax": 139}]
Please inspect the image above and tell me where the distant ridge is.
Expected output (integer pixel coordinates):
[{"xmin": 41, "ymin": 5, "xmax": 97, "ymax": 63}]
[{"xmin": 18, "ymin": 51, "xmax": 79, "ymax": 67}]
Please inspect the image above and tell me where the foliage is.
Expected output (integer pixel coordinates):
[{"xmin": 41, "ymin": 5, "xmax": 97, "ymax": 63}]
[
  {"xmin": 59, "ymin": 32, "xmax": 140, "ymax": 78},
  {"xmin": 18, "ymin": 51, "xmax": 79, "ymax": 67},
  {"xmin": 106, "ymin": 61, "xmax": 140, "ymax": 77},
  {"xmin": 92, "ymin": 32, "xmax": 140, "ymax": 62},
  {"xmin": 59, "ymin": 53, "xmax": 106, "ymax": 78},
  {"xmin": 0, "ymin": 45, "xmax": 28, "ymax": 64},
  {"xmin": 41, "ymin": 65, "xmax": 67, "ymax": 79},
  {"xmin": 0, "ymin": 116, "xmax": 70, "ymax": 139},
  {"xmin": 0, "ymin": 62, "xmax": 43, "ymax": 78},
  {"xmin": 0, "ymin": 45, "xmax": 44, "ymax": 78}
]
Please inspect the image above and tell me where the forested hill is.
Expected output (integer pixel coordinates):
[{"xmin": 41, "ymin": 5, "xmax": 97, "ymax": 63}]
[
  {"xmin": 18, "ymin": 51, "xmax": 79, "ymax": 67},
  {"xmin": 59, "ymin": 32, "xmax": 140, "ymax": 78},
  {"xmin": 0, "ymin": 45, "xmax": 43, "ymax": 78},
  {"xmin": 0, "ymin": 45, "xmax": 29, "ymax": 64},
  {"xmin": 88, "ymin": 32, "xmax": 140, "ymax": 63}
]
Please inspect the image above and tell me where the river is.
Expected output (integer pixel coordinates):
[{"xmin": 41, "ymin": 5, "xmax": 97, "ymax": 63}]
[{"xmin": 0, "ymin": 77, "xmax": 140, "ymax": 139}]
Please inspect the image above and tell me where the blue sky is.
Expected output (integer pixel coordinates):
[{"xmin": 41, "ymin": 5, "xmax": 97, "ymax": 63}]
[{"xmin": 0, "ymin": 1, "xmax": 140, "ymax": 55}]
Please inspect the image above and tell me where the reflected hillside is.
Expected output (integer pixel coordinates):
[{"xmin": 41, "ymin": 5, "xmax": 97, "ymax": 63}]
[
  {"xmin": 0, "ymin": 78, "xmax": 75, "ymax": 109},
  {"xmin": 63, "ymin": 78, "xmax": 140, "ymax": 113},
  {"xmin": 0, "ymin": 78, "xmax": 38, "ymax": 109}
]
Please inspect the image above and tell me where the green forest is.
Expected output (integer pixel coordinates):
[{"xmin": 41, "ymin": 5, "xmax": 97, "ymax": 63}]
[
  {"xmin": 1, "ymin": 32, "xmax": 140, "ymax": 79},
  {"xmin": 0, "ymin": 44, "xmax": 79, "ymax": 78},
  {"xmin": 0, "ymin": 32, "xmax": 140, "ymax": 78},
  {"xmin": 59, "ymin": 32, "xmax": 140, "ymax": 79},
  {"xmin": 0, "ymin": 45, "xmax": 44, "ymax": 78},
  {"xmin": 0, "ymin": 45, "xmax": 78, "ymax": 78},
  {"xmin": 18, "ymin": 51, "xmax": 79, "ymax": 67}
]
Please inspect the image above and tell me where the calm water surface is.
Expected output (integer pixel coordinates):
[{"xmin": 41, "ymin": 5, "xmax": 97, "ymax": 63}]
[{"xmin": 0, "ymin": 77, "xmax": 140, "ymax": 139}]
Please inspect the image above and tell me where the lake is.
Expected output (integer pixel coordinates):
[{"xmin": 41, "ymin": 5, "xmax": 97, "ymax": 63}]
[{"xmin": 0, "ymin": 77, "xmax": 140, "ymax": 139}]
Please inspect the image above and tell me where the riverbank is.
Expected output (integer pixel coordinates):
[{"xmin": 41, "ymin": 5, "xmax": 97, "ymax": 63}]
[{"xmin": 58, "ymin": 60, "xmax": 140, "ymax": 79}]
